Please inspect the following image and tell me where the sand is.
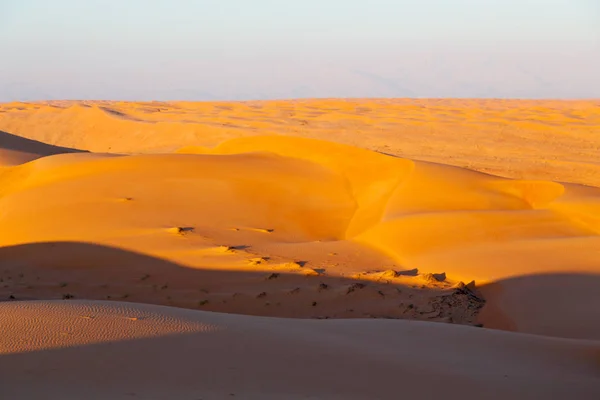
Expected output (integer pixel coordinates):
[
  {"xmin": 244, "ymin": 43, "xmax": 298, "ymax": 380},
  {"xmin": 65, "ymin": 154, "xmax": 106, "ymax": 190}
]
[
  {"xmin": 1, "ymin": 300, "xmax": 599, "ymax": 399},
  {"xmin": 0, "ymin": 99, "xmax": 599, "ymax": 398}
]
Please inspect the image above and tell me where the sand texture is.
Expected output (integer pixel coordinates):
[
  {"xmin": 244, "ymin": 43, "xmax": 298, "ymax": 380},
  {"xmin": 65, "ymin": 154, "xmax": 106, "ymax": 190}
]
[{"xmin": 0, "ymin": 99, "xmax": 599, "ymax": 399}]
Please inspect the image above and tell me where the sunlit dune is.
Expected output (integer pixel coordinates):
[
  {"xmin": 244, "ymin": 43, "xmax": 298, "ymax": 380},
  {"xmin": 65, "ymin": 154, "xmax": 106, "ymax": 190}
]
[
  {"xmin": 1, "ymin": 98, "xmax": 599, "ymax": 186},
  {"xmin": 0, "ymin": 99, "xmax": 599, "ymax": 398}
]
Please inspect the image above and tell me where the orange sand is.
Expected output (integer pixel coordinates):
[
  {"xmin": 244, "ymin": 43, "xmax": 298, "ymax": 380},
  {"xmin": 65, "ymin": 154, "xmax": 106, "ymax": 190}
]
[{"xmin": 0, "ymin": 99, "xmax": 599, "ymax": 398}]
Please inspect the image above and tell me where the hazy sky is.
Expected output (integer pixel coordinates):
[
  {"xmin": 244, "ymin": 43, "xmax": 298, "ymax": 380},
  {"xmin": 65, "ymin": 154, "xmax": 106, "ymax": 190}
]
[{"xmin": 1, "ymin": 0, "xmax": 599, "ymax": 100}]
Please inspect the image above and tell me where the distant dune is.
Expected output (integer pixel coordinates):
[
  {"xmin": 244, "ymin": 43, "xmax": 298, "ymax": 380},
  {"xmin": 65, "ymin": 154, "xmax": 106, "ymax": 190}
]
[
  {"xmin": 0, "ymin": 99, "xmax": 599, "ymax": 399},
  {"xmin": 1, "ymin": 98, "xmax": 599, "ymax": 186}
]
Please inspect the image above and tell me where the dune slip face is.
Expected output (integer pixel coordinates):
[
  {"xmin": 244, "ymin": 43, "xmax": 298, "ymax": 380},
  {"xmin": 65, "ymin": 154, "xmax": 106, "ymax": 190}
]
[{"xmin": 0, "ymin": 99, "xmax": 599, "ymax": 399}]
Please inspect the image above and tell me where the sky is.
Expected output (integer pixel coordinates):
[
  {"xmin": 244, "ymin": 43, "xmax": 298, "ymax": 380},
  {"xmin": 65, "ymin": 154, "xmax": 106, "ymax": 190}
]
[{"xmin": 0, "ymin": 0, "xmax": 599, "ymax": 101}]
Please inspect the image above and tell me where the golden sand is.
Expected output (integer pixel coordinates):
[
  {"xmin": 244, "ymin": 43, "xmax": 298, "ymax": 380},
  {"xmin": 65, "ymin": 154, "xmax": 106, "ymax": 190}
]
[{"xmin": 0, "ymin": 99, "xmax": 599, "ymax": 398}]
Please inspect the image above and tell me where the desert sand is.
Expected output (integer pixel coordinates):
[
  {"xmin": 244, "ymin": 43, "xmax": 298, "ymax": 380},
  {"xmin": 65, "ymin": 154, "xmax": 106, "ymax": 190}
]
[{"xmin": 0, "ymin": 99, "xmax": 599, "ymax": 398}]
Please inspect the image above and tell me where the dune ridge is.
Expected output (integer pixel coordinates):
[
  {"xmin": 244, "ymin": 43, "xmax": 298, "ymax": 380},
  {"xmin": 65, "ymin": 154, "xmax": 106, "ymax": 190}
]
[
  {"xmin": 1, "ymin": 98, "xmax": 599, "ymax": 186},
  {"xmin": 0, "ymin": 130, "xmax": 85, "ymax": 166}
]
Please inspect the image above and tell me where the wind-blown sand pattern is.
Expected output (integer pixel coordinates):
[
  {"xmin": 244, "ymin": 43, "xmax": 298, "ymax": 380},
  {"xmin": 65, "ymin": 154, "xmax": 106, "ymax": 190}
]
[
  {"xmin": 1, "ymin": 300, "xmax": 599, "ymax": 399},
  {"xmin": 0, "ymin": 99, "xmax": 599, "ymax": 398}
]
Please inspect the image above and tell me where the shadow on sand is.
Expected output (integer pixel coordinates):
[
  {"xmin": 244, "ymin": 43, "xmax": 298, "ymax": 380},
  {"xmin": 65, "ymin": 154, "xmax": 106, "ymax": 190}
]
[
  {"xmin": 0, "ymin": 241, "xmax": 599, "ymax": 398},
  {"xmin": 0, "ymin": 241, "xmax": 483, "ymax": 322},
  {"xmin": 480, "ymin": 272, "xmax": 600, "ymax": 340},
  {"xmin": 0, "ymin": 129, "xmax": 87, "ymax": 157},
  {"xmin": 1, "ymin": 240, "xmax": 599, "ymax": 338}
]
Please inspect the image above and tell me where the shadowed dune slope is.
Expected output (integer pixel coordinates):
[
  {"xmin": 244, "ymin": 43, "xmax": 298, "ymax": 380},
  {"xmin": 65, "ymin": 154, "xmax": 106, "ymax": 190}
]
[
  {"xmin": 479, "ymin": 273, "xmax": 600, "ymax": 340},
  {"xmin": 0, "ymin": 241, "xmax": 486, "ymax": 325},
  {"xmin": 0, "ymin": 130, "xmax": 85, "ymax": 166},
  {"xmin": 0, "ymin": 300, "xmax": 599, "ymax": 399}
]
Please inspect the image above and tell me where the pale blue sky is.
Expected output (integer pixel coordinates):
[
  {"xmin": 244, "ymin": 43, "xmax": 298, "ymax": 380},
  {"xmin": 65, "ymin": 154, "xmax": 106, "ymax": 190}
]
[{"xmin": 1, "ymin": 0, "xmax": 598, "ymax": 100}]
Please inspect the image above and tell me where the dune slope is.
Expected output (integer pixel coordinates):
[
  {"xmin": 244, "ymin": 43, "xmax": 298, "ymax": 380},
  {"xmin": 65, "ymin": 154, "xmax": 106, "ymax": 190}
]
[
  {"xmin": 1, "ymin": 300, "xmax": 599, "ymax": 400},
  {"xmin": 0, "ymin": 129, "xmax": 84, "ymax": 166},
  {"xmin": 0, "ymin": 135, "xmax": 598, "ymax": 338}
]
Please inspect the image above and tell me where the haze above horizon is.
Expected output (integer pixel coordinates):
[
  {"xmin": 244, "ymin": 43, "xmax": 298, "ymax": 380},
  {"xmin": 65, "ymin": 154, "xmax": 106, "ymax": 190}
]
[{"xmin": 1, "ymin": 0, "xmax": 599, "ymax": 101}]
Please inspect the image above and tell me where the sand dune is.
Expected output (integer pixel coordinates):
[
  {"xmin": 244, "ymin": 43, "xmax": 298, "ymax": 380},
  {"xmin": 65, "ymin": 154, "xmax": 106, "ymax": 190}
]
[
  {"xmin": 1, "ymin": 301, "xmax": 599, "ymax": 399},
  {"xmin": 1, "ymin": 99, "xmax": 599, "ymax": 185},
  {"xmin": 0, "ymin": 134, "xmax": 598, "ymax": 336},
  {"xmin": 0, "ymin": 99, "xmax": 599, "ymax": 398},
  {"xmin": 0, "ymin": 129, "xmax": 84, "ymax": 166}
]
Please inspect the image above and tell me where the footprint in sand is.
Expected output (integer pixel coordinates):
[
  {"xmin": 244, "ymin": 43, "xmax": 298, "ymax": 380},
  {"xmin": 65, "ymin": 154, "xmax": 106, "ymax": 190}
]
[
  {"xmin": 422, "ymin": 272, "xmax": 447, "ymax": 283},
  {"xmin": 303, "ymin": 268, "xmax": 322, "ymax": 277},
  {"xmin": 346, "ymin": 283, "xmax": 366, "ymax": 294},
  {"xmin": 231, "ymin": 227, "xmax": 274, "ymax": 234},
  {"xmin": 397, "ymin": 268, "xmax": 419, "ymax": 276},
  {"xmin": 166, "ymin": 226, "xmax": 194, "ymax": 235},
  {"xmin": 217, "ymin": 245, "xmax": 250, "ymax": 253},
  {"xmin": 248, "ymin": 257, "xmax": 269, "ymax": 266}
]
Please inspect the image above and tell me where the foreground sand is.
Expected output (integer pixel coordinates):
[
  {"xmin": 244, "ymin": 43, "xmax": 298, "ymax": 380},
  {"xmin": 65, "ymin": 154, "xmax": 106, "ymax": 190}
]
[
  {"xmin": 0, "ymin": 99, "xmax": 599, "ymax": 398},
  {"xmin": 1, "ymin": 300, "xmax": 599, "ymax": 399}
]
